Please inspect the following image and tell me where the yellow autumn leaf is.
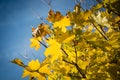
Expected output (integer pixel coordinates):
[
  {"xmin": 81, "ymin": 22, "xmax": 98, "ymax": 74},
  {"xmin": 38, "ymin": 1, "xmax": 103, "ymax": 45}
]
[
  {"xmin": 45, "ymin": 38, "xmax": 63, "ymax": 63},
  {"xmin": 22, "ymin": 69, "xmax": 30, "ymax": 78},
  {"xmin": 112, "ymin": 44, "xmax": 120, "ymax": 48},
  {"xmin": 53, "ymin": 17, "xmax": 71, "ymax": 33},
  {"xmin": 93, "ymin": 3, "xmax": 103, "ymax": 10},
  {"xmin": 59, "ymin": 62, "xmax": 72, "ymax": 74},
  {"xmin": 64, "ymin": 76, "xmax": 71, "ymax": 80},
  {"xmin": 87, "ymin": 24, "xmax": 94, "ymax": 32},
  {"xmin": 30, "ymin": 72, "xmax": 45, "ymax": 80},
  {"xmin": 22, "ymin": 59, "xmax": 46, "ymax": 80},
  {"xmin": 30, "ymin": 37, "xmax": 41, "ymax": 50},
  {"xmin": 105, "ymin": 46, "xmax": 111, "ymax": 51},
  {"xmin": 46, "ymin": 38, "xmax": 61, "ymax": 47},
  {"xmin": 28, "ymin": 59, "xmax": 40, "ymax": 70},
  {"xmin": 63, "ymin": 35, "xmax": 75, "ymax": 43},
  {"xmin": 78, "ymin": 60, "xmax": 89, "ymax": 70},
  {"xmin": 28, "ymin": 72, "xmax": 45, "ymax": 80},
  {"xmin": 37, "ymin": 74, "xmax": 46, "ymax": 80},
  {"xmin": 47, "ymin": 77, "xmax": 53, "ymax": 80},
  {"xmin": 39, "ymin": 64, "xmax": 50, "ymax": 75},
  {"xmin": 54, "ymin": 28, "xmax": 72, "ymax": 43},
  {"xmin": 83, "ymin": 10, "xmax": 92, "ymax": 20}
]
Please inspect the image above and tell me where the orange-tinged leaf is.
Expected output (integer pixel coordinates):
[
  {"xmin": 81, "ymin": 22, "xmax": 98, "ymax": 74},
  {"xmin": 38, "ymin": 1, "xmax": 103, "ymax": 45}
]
[
  {"xmin": 47, "ymin": 9, "xmax": 63, "ymax": 22},
  {"xmin": 11, "ymin": 58, "xmax": 25, "ymax": 67}
]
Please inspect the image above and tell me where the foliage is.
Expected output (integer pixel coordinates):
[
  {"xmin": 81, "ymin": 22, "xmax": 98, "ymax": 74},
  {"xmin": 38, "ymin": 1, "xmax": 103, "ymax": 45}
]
[{"xmin": 11, "ymin": 0, "xmax": 120, "ymax": 80}]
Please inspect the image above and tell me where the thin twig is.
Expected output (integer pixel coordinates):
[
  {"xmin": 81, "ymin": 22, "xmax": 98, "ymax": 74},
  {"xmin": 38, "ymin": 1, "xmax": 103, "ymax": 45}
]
[
  {"xmin": 32, "ymin": 9, "xmax": 45, "ymax": 23},
  {"xmin": 68, "ymin": 73, "xmax": 82, "ymax": 78},
  {"xmin": 61, "ymin": 47, "xmax": 68, "ymax": 57},
  {"xmin": 73, "ymin": 40, "xmax": 78, "ymax": 63},
  {"xmin": 62, "ymin": 59, "xmax": 86, "ymax": 78},
  {"xmin": 62, "ymin": 59, "xmax": 73, "ymax": 65},
  {"xmin": 91, "ymin": 22, "xmax": 109, "ymax": 40},
  {"xmin": 98, "ymin": 24, "xmax": 109, "ymax": 40},
  {"xmin": 40, "ymin": 0, "xmax": 52, "ymax": 9},
  {"xmin": 74, "ymin": 63, "xmax": 86, "ymax": 78},
  {"xmin": 39, "ymin": 41, "xmax": 48, "ymax": 48}
]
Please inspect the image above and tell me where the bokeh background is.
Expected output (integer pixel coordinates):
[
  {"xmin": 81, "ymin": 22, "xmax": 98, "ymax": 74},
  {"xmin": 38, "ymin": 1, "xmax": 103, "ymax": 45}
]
[{"xmin": 0, "ymin": 0, "xmax": 96, "ymax": 80}]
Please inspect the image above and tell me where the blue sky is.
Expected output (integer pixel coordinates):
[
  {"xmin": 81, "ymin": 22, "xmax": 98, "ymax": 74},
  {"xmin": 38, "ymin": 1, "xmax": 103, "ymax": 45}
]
[{"xmin": 0, "ymin": 0, "xmax": 76, "ymax": 80}]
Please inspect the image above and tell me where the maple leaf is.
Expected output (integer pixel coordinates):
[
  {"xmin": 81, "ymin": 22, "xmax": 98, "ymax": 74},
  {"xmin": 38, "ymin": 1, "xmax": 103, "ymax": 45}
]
[
  {"xmin": 44, "ymin": 38, "xmax": 63, "ymax": 63},
  {"xmin": 22, "ymin": 59, "xmax": 45, "ymax": 80},
  {"xmin": 28, "ymin": 59, "xmax": 40, "ymax": 70},
  {"xmin": 63, "ymin": 35, "xmax": 75, "ymax": 43},
  {"xmin": 53, "ymin": 17, "xmax": 71, "ymax": 32},
  {"xmin": 32, "ymin": 23, "xmax": 51, "ymax": 38},
  {"xmin": 46, "ymin": 9, "xmax": 63, "ymax": 23},
  {"xmin": 53, "ymin": 27, "xmax": 73, "ymax": 43},
  {"xmin": 67, "ymin": 9, "xmax": 91, "ymax": 27},
  {"xmin": 22, "ymin": 59, "xmax": 50, "ymax": 80},
  {"xmin": 30, "ymin": 37, "xmax": 41, "ymax": 50},
  {"xmin": 39, "ymin": 64, "xmax": 50, "ymax": 75}
]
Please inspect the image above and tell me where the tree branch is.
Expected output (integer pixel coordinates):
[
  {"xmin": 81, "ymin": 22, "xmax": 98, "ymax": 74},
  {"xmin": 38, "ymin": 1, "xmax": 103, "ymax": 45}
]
[
  {"xmin": 62, "ymin": 59, "xmax": 74, "ymax": 65},
  {"xmin": 61, "ymin": 46, "xmax": 68, "ymax": 57},
  {"xmin": 91, "ymin": 22, "xmax": 109, "ymax": 41},
  {"xmin": 67, "ymin": 73, "xmax": 82, "ymax": 78},
  {"xmin": 62, "ymin": 59, "xmax": 86, "ymax": 78},
  {"xmin": 39, "ymin": 41, "xmax": 48, "ymax": 48},
  {"xmin": 98, "ymin": 24, "xmax": 109, "ymax": 40},
  {"xmin": 74, "ymin": 63, "xmax": 86, "ymax": 78},
  {"xmin": 73, "ymin": 40, "xmax": 78, "ymax": 63}
]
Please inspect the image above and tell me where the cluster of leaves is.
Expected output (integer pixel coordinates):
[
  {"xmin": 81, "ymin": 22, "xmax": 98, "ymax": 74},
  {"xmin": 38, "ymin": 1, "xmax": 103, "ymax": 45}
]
[{"xmin": 11, "ymin": 0, "xmax": 120, "ymax": 80}]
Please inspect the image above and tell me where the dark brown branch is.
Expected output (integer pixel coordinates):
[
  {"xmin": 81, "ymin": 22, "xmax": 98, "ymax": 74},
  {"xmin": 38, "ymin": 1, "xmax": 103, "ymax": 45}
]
[
  {"xmin": 98, "ymin": 24, "xmax": 109, "ymax": 40},
  {"xmin": 67, "ymin": 73, "xmax": 82, "ymax": 78},
  {"xmin": 61, "ymin": 47, "xmax": 68, "ymax": 57},
  {"xmin": 73, "ymin": 40, "xmax": 78, "ymax": 63},
  {"xmin": 30, "ymin": 77, "xmax": 35, "ymax": 80},
  {"xmin": 62, "ymin": 59, "xmax": 86, "ymax": 78},
  {"xmin": 99, "ymin": 24, "xmax": 106, "ymax": 35},
  {"xmin": 92, "ymin": 22, "xmax": 109, "ymax": 41},
  {"xmin": 62, "ymin": 59, "xmax": 74, "ymax": 65},
  {"xmin": 74, "ymin": 63, "xmax": 86, "ymax": 78},
  {"xmin": 39, "ymin": 41, "xmax": 48, "ymax": 48},
  {"xmin": 40, "ymin": 0, "xmax": 52, "ymax": 9}
]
